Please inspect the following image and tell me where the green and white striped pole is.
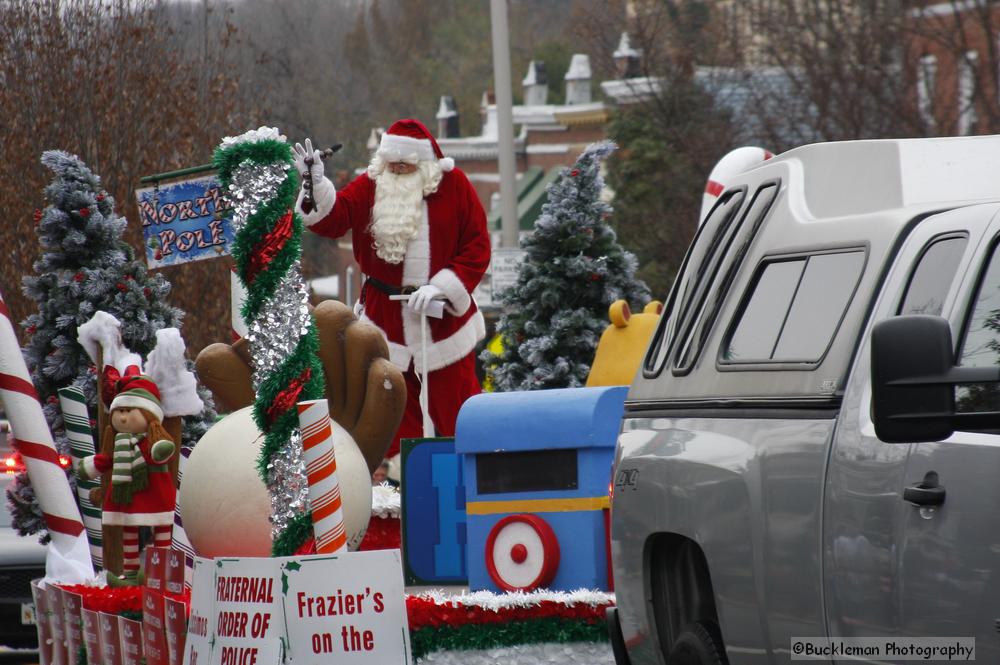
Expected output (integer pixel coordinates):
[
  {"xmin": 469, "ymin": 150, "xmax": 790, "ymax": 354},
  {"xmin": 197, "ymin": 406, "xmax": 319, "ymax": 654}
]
[{"xmin": 58, "ymin": 387, "xmax": 103, "ymax": 569}]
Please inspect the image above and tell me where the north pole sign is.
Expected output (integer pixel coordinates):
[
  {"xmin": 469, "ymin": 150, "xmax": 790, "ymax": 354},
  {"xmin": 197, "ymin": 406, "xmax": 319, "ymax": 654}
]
[{"xmin": 136, "ymin": 174, "xmax": 234, "ymax": 268}]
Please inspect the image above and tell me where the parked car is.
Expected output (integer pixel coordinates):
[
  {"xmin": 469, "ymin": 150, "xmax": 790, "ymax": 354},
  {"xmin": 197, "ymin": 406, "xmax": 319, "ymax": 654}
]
[
  {"xmin": 609, "ymin": 135, "xmax": 1000, "ymax": 664},
  {"xmin": 0, "ymin": 421, "xmax": 47, "ymax": 650}
]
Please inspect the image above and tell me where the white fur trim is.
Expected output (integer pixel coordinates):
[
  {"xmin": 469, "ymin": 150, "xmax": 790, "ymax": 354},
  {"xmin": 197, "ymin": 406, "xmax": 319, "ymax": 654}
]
[
  {"xmin": 430, "ymin": 268, "xmax": 471, "ymax": 317},
  {"xmin": 102, "ymin": 510, "xmax": 175, "ymax": 527},
  {"xmin": 387, "ymin": 339, "xmax": 411, "ymax": 370},
  {"xmin": 79, "ymin": 455, "xmax": 101, "ymax": 481},
  {"xmin": 360, "ymin": 309, "xmax": 486, "ymax": 372},
  {"xmin": 402, "ymin": 204, "xmax": 430, "ymax": 286},
  {"xmin": 439, "ymin": 157, "xmax": 455, "ymax": 172},
  {"xmin": 371, "ymin": 484, "xmax": 401, "ymax": 518},
  {"xmin": 146, "ymin": 328, "xmax": 204, "ymax": 417},
  {"xmin": 378, "ymin": 133, "xmax": 435, "ymax": 163},
  {"xmin": 297, "ymin": 176, "xmax": 337, "ymax": 227},
  {"xmin": 77, "ymin": 311, "xmax": 142, "ymax": 371},
  {"xmin": 403, "ymin": 309, "xmax": 486, "ymax": 372},
  {"xmin": 220, "ymin": 126, "xmax": 286, "ymax": 148},
  {"xmin": 109, "ymin": 394, "xmax": 164, "ymax": 423}
]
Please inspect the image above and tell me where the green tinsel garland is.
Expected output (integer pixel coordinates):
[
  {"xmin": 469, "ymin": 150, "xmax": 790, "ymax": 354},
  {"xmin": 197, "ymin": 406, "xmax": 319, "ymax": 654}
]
[
  {"xmin": 213, "ymin": 133, "xmax": 326, "ymax": 556},
  {"xmin": 271, "ymin": 510, "xmax": 314, "ymax": 556},
  {"xmin": 214, "ymin": 140, "xmax": 303, "ymax": 324},
  {"xmin": 253, "ymin": 332, "xmax": 324, "ymax": 478},
  {"xmin": 409, "ymin": 617, "xmax": 608, "ymax": 660}
]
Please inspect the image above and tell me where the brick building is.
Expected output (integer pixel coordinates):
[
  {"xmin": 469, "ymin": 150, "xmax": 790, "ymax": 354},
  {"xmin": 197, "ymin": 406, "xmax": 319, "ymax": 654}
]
[{"xmin": 908, "ymin": 1, "xmax": 1000, "ymax": 137}]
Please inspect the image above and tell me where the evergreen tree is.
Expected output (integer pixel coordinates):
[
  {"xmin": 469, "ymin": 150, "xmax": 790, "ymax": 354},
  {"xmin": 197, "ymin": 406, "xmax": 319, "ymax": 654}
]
[
  {"xmin": 8, "ymin": 151, "xmax": 217, "ymax": 540},
  {"xmin": 483, "ymin": 142, "xmax": 649, "ymax": 391}
]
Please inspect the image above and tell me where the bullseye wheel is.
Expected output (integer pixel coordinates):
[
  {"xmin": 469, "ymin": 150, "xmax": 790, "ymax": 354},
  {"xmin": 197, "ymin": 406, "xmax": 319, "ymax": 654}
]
[{"xmin": 484, "ymin": 514, "xmax": 560, "ymax": 591}]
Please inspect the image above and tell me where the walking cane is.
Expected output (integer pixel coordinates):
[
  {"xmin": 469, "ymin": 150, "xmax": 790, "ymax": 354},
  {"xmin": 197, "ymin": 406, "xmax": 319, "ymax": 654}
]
[{"xmin": 390, "ymin": 295, "xmax": 444, "ymax": 437}]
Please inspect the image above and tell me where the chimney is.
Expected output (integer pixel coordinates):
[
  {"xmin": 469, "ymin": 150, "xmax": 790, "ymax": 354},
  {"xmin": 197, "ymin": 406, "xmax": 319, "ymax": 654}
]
[
  {"xmin": 480, "ymin": 90, "xmax": 498, "ymax": 138},
  {"xmin": 522, "ymin": 60, "xmax": 548, "ymax": 106},
  {"xmin": 613, "ymin": 32, "xmax": 642, "ymax": 79},
  {"xmin": 366, "ymin": 127, "xmax": 384, "ymax": 155},
  {"xmin": 564, "ymin": 54, "xmax": 592, "ymax": 105},
  {"xmin": 436, "ymin": 96, "xmax": 460, "ymax": 138}
]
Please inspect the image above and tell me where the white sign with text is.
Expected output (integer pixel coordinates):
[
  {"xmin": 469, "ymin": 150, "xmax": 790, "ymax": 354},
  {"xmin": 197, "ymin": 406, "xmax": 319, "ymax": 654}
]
[
  {"xmin": 183, "ymin": 551, "xmax": 411, "ymax": 665},
  {"xmin": 490, "ymin": 248, "xmax": 527, "ymax": 298},
  {"xmin": 209, "ymin": 557, "xmax": 286, "ymax": 665},
  {"xmin": 281, "ymin": 550, "xmax": 411, "ymax": 665},
  {"xmin": 183, "ymin": 557, "xmax": 217, "ymax": 665}
]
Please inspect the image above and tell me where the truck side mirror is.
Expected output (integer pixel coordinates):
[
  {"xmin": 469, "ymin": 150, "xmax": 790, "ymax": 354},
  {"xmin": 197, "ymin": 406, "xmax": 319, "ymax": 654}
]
[
  {"xmin": 871, "ymin": 315, "xmax": 955, "ymax": 443},
  {"xmin": 871, "ymin": 315, "xmax": 1000, "ymax": 443}
]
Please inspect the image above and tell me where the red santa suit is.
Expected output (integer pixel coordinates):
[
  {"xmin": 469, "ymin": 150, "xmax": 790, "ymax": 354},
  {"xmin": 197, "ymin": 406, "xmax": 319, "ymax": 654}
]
[{"xmin": 299, "ymin": 119, "xmax": 490, "ymax": 457}]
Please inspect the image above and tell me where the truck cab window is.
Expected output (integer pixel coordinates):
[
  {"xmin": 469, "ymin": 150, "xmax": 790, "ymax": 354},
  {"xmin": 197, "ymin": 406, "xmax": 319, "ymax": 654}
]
[
  {"xmin": 956, "ymin": 239, "xmax": 1000, "ymax": 413},
  {"xmin": 897, "ymin": 235, "xmax": 968, "ymax": 316}
]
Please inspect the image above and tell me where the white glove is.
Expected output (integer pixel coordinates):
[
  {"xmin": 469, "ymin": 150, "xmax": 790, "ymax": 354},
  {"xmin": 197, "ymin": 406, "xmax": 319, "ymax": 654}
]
[
  {"xmin": 293, "ymin": 138, "xmax": 324, "ymax": 182},
  {"xmin": 407, "ymin": 284, "xmax": 445, "ymax": 313}
]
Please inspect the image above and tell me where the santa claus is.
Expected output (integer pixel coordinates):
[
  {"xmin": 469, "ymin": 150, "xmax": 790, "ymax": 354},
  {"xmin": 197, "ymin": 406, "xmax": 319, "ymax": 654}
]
[{"xmin": 293, "ymin": 119, "xmax": 490, "ymax": 473}]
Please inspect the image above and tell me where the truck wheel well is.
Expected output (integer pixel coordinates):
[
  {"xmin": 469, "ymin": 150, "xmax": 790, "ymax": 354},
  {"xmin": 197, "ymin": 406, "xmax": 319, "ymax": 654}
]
[{"xmin": 647, "ymin": 533, "xmax": 722, "ymax": 659}]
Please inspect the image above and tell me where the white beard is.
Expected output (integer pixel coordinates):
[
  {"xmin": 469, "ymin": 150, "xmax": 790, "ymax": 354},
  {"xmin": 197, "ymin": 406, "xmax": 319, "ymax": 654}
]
[{"xmin": 371, "ymin": 171, "xmax": 424, "ymax": 265}]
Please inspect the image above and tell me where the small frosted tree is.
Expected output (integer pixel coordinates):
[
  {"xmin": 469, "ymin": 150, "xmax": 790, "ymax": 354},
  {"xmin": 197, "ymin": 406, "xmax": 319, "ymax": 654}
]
[
  {"xmin": 484, "ymin": 141, "xmax": 649, "ymax": 391},
  {"xmin": 8, "ymin": 151, "xmax": 217, "ymax": 539}
]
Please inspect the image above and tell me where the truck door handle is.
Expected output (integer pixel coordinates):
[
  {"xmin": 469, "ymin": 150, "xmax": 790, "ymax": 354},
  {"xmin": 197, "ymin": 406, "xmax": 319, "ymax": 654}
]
[{"xmin": 903, "ymin": 474, "xmax": 946, "ymax": 506}]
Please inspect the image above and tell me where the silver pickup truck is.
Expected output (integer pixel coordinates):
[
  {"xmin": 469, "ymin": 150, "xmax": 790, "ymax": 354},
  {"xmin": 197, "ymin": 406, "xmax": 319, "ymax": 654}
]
[{"xmin": 608, "ymin": 135, "xmax": 1000, "ymax": 664}]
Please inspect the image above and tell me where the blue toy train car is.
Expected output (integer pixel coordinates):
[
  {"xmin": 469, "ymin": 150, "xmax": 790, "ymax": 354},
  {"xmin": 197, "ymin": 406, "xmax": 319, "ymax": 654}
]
[{"xmin": 455, "ymin": 385, "xmax": 627, "ymax": 592}]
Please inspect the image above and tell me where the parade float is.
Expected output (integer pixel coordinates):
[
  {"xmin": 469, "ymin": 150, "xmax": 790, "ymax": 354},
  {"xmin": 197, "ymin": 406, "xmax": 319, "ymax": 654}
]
[{"xmin": 5, "ymin": 131, "xmax": 680, "ymax": 665}]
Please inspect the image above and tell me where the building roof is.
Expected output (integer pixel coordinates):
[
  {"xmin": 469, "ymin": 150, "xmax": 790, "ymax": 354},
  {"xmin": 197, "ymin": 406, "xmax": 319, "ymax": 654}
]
[{"xmin": 437, "ymin": 102, "xmax": 609, "ymax": 160}]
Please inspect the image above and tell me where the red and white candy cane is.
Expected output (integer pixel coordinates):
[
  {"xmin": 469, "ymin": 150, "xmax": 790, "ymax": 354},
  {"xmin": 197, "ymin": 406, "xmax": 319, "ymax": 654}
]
[
  {"xmin": 297, "ymin": 399, "xmax": 347, "ymax": 554},
  {"xmin": 0, "ymin": 289, "xmax": 87, "ymax": 553},
  {"xmin": 230, "ymin": 267, "xmax": 248, "ymax": 343}
]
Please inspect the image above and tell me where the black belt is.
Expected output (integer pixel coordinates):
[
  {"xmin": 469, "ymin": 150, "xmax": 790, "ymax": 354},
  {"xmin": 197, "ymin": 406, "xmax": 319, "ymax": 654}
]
[{"xmin": 365, "ymin": 276, "xmax": 418, "ymax": 297}]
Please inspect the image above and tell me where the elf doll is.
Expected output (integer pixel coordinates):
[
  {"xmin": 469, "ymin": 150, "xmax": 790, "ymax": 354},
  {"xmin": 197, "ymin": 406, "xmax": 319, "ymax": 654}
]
[{"xmin": 77, "ymin": 373, "xmax": 176, "ymax": 586}]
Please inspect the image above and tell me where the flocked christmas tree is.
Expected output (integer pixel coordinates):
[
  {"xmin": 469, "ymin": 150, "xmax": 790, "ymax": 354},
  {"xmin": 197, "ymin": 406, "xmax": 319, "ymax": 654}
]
[
  {"xmin": 484, "ymin": 141, "xmax": 649, "ymax": 391},
  {"xmin": 8, "ymin": 150, "xmax": 218, "ymax": 540}
]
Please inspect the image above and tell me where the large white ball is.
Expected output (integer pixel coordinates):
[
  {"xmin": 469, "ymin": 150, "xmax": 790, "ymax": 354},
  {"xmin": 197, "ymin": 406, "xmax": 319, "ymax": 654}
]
[{"xmin": 179, "ymin": 406, "xmax": 373, "ymax": 557}]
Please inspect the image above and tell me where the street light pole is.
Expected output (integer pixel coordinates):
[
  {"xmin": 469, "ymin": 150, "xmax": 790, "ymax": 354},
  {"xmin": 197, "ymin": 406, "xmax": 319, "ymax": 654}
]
[{"xmin": 490, "ymin": 0, "xmax": 519, "ymax": 249}]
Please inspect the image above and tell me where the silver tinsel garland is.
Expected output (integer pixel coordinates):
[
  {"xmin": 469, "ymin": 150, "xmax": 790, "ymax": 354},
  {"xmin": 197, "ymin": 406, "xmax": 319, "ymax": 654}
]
[{"xmin": 225, "ymin": 154, "xmax": 312, "ymax": 538}]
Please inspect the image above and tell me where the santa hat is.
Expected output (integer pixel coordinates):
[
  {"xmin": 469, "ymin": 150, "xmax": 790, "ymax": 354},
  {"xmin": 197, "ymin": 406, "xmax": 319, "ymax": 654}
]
[
  {"xmin": 377, "ymin": 118, "xmax": 455, "ymax": 172},
  {"xmin": 110, "ymin": 374, "xmax": 164, "ymax": 423}
]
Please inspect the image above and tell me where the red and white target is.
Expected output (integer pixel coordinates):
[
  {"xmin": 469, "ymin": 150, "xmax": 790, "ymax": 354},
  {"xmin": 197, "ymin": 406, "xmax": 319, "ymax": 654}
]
[{"xmin": 484, "ymin": 514, "xmax": 560, "ymax": 591}]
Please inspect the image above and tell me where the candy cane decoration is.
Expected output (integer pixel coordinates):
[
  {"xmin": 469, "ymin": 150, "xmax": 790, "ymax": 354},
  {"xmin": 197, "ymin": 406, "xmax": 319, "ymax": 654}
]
[
  {"xmin": 0, "ymin": 289, "xmax": 87, "ymax": 557},
  {"xmin": 171, "ymin": 444, "xmax": 195, "ymax": 589},
  {"xmin": 297, "ymin": 399, "xmax": 347, "ymax": 554},
  {"xmin": 214, "ymin": 127, "xmax": 325, "ymax": 554},
  {"xmin": 57, "ymin": 387, "xmax": 103, "ymax": 568},
  {"xmin": 230, "ymin": 267, "xmax": 248, "ymax": 342}
]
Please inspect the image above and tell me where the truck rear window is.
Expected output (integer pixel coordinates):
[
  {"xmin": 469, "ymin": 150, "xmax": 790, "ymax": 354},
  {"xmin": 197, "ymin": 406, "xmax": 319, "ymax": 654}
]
[{"xmin": 722, "ymin": 249, "xmax": 865, "ymax": 364}]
